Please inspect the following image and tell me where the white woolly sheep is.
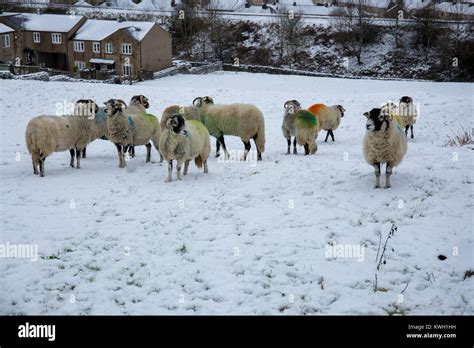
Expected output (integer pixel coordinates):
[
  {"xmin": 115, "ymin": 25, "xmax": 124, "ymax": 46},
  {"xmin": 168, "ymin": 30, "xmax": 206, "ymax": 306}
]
[
  {"xmin": 363, "ymin": 108, "xmax": 408, "ymax": 188},
  {"xmin": 104, "ymin": 99, "xmax": 162, "ymax": 168},
  {"xmin": 294, "ymin": 109, "xmax": 319, "ymax": 155},
  {"xmin": 159, "ymin": 114, "xmax": 210, "ymax": 183},
  {"xmin": 25, "ymin": 112, "xmax": 94, "ymax": 177},
  {"xmin": 194, "ymin": 96, "xmax": 265, "ymax": 161},
  {"xmin": 399, "ymin": 96, "xmax": 417, "ymax": 139},
  {"xmin": 308, "ymin": 103, "xmax": 345, "ymax": 142},
  {"xmin": 281, "ymin": 100, "xmax": 302, "ymax": 154}
]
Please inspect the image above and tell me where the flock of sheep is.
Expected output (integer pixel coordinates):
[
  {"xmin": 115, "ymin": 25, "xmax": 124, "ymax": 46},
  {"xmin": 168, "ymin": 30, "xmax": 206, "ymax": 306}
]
[{"xmin": 24, "ymin": 94, "xmax": 417, "ymax": 187}]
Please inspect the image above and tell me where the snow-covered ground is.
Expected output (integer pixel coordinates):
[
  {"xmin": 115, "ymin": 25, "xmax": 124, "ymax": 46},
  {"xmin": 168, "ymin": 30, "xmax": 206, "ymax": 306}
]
[{"xmin": 0, "ymin": 72, "xmax": 472, "ymax": 315}]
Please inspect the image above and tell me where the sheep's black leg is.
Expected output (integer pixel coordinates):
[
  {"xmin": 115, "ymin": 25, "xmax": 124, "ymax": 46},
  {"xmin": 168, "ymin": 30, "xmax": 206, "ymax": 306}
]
[
  {"xmin": 405, "ymin": 125, "xmax": 409, "ymax": 136},
  {"xmin": 216, "ymin": 138, "xmax": 221, "ymax": 158},
  {"xmin": 304, "ymin": 144, "xmax": 309, "ymax": 155},
  {"xmin": 82, "ymin": 147, "xmax": 87, "ymax": 158},
  {"xmin": 293, "ymin": 137, "xmax": 297, "ymax": 154},
  {"xmin": 115, "ymin": 144, "xmax": 125, "ymax": 168},
  {"xmin": 330, "ymin": 130, "xmax": 335, "ymax": 141},
  {"xmin": 39, "ymin": 156, "xmax": 45, "ymax": 177},
  {"xmin": 75, "ymin": 148, "xmax": 81, "ymax": 169},
  {"xmin": 374, "ymin": 162, "xmax": 381, "ymax": 188},
  {"xmin": 145, "ymin": 143, "xmax": 152, "ymax": 163},
  {"xmin": 217, "ymin": 135, "xmax": 229, "ymax": 159},
  {"xmin": 129, "ymin": 146, "xmax": 135, "ymax": 158},
  {"xmin": 252, "ymin": 135, "xmax": 262, "ymax": 161},
  {"xmin": 410, "ymin": 126, "xmax": 414, "ymax": 139},
  {"xmin": 69, "ymin": 149, "xmax": 75, "ymax": 168},
  {"xmin": 324, "ymin": 131, "xmax": 330, "ymax": 142},
  {"xmin": 242, "ymin": 140, "xmax": 251, "ymax": 161},
  {"xmin": 385, "ymin": 163, "xmax": 393, "ymax": 189},
  {"xmin": 286, "ymin": 138, "xmax": 291, "ymax": 154}
]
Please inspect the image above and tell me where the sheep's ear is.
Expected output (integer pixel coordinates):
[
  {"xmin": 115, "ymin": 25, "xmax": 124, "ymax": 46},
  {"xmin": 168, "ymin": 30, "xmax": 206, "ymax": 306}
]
[{"xmin": 363, "ymin": 112, "xmax": 370, "ymax": 118}]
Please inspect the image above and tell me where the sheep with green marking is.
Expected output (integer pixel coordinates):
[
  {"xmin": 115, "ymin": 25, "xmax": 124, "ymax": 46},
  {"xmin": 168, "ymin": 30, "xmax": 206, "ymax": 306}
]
[
  {"xmin": 159, "ymin": 114, "xmax": 210, "ymax": 183},
  {"xmin": 193, "ymin": 96, "xmax": 266, "ymax": 161},
  {"xmin": 104, "ymin": 99, "xmax": 162, "ymax": 168},
  {"xmin": 295, "ymin": 109, "xmax": 319, "ymax": 155}
]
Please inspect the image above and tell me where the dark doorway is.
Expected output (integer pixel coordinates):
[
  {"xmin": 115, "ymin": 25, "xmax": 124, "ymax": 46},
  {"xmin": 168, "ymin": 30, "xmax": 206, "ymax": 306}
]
[{"xmin": 37, "ymin": 52, "xmax": 67, "ymax": 70}]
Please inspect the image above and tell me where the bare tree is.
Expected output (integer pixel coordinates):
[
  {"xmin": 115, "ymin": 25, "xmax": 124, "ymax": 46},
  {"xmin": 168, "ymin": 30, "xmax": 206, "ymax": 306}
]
[
  {"xmin": 274, "ymin": 6, "xmax": 306, "ymax": 69},
  {"xmin": 331, "ymin": 0, "xmax": 376, "ymax": 64}
]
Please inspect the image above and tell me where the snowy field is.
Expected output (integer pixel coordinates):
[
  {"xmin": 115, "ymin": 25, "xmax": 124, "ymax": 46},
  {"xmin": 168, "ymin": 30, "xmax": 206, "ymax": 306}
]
[{"xmin": 0, "ymin": 72, "xmax": 472, "ymax": 315}]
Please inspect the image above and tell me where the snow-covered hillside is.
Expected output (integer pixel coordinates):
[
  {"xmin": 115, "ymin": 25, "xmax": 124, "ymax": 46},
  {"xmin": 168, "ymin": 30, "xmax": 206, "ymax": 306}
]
[{"xmin": 0, "ymin": 72, "xmax": 472, "ymax": 314}]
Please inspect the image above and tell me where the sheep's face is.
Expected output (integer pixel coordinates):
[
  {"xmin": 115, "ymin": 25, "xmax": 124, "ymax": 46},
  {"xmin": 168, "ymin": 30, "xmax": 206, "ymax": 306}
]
[
  {"xmin": 202, "ymin": 96, "xmax": 214, "ymax": 105},
  {"xmin": 131, "ymin": 95, "xmax": 149, "ymax": 109},
  {"xmin": 336, "ymin": 105, "xmax": 345, "ymax": 117},
  {"xmin": 166, "ymin": 115, "xmax": 188, "ymax": 136},
  {"xmin": 104, "ymin": 99, "xmax": 126, "ymax": 116},
  {"xmin": 75, "ymin": 99, "xmax": 98, "ymax": 118},
  {"xmin": 400, "ymin": 96, "xmax": 413, "ymax": 104},
  {"xmin": 284, "ymin": 100, "xmax": 301, "ymax": 114},
  {"xmin": 364, "ymin": 108, "xmax": 391, "ymax": 132}
]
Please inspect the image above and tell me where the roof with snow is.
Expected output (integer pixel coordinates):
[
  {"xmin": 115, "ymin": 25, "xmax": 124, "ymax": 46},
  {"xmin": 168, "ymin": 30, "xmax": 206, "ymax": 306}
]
[
  {"xmin": 0, "ymin": 23, "xmax": 14, "ymax": 34},
  {"xmin": 1, "ymin": 12, "xmax": 84, "ymax": 32},
  {"xmin": 73, "ymin": 19, "xmax": 155, "ymax": 42}
]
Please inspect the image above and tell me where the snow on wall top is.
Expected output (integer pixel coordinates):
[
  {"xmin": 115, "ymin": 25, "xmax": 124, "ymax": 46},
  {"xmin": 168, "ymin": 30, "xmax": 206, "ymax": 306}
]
[
  {"xmin": 0, "ymin": 23, "xmax": 15, "ymax": 34},
  {"xmin": 73, "ymin": 19, "xmax": 155, "ymax": 42},
  {"xmin": 2, "ymin": 12, "xmax": 84, "ymax": 32}
]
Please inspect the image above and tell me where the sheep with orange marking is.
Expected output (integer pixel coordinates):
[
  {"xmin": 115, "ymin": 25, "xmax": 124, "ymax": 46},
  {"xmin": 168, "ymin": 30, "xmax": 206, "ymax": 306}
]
[{"xmin": 307, "ymin": 104, "xmax": 345, "ymax": 142}]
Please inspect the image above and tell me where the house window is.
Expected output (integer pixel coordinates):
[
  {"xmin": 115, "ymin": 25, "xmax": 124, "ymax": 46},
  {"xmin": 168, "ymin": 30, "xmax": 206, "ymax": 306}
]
[
  {"xmin": 52, "ymin": 33, "xmax": 61, "ymax": 44},
  {"xmin": 123, "ymin": 64, "xmax": 132, "ymax": 76},
  {"xmin": 93, "ymin": 42, "xmax": 100, "ymax": 53},
  {"xmin": 105, "ymin": 43, "xmax": 113, "ymax": 54},
  {"xmin": 33, "ymin": 32, "xmax": 40, "ymax": 43},
  {"xmin": 74, "ymin": 41, "xmax": 84, "ymax": 52},
  {"xmin": 74, "ymin": 61, "xmax": 86, "ymax": 70},
  {"xmin": 2, "ymin": 34, "xmax": 10, "ymax": 48},
  {"xmin": 121, "ymin": 43, "xmax": 132, "ymax": 55}
]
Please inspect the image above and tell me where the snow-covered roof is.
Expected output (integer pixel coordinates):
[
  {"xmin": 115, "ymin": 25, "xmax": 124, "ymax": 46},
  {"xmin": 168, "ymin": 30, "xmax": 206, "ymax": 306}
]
[
  {"xmin": 3, "ymin": 12, "xmax": 84, "ymax": 32},
  {"xmin": 90, "ymin": 58, "xmax": 115, "ymax": 64},
  {"xmin": 336, "ymin": 0, "xmax": 391, "ymax": 8},
  {"xmin": 73, "ymin": 19, "xmax": 155, "ymax": 42},
  {"xmin": 0, "ymin": 23, "xmax": 14, "ymax": 34}
]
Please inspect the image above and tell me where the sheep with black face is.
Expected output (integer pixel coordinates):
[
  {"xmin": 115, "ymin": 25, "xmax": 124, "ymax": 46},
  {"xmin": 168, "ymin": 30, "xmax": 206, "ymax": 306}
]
[
  {"xmin": 281, "ymin": 100, "xmax": 302, "ymax": 154},
  {"xmin": 363, "ymin": 108, "xmax": 407, "ymax": 188},
  {"xmin": 159, "ymin": 114, "xmax": 210, "ymax": 183}
]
